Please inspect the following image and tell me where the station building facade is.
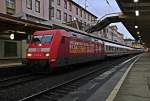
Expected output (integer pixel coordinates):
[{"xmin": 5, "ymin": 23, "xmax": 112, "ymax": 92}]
[
  {"xmin": 92, "ymin": 25, "xmax": 125, "ymax": 45},
  {"xmin": 49, "ymin": 0, "xmax": 97, "ymax": 26},
  {"xmin": 0, "ymin": 0, "xmax": 97, "ymax": 59}
]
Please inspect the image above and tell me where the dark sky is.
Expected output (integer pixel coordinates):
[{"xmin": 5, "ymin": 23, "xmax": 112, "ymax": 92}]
[{"xmin": 74, "ymin": 0, "xmax": 134, "ymax": 39}]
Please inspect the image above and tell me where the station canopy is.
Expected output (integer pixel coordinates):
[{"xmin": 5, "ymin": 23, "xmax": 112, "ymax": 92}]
[{"xmin": 116, "ymin": 0, "xmax": 150, "ymax": 47}]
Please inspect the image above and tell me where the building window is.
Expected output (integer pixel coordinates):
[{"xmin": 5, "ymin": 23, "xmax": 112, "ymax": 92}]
[
  {"xmin": 91, "ymin": 16, "xmax": 93, "ymax": 22},
  {"xmin": 26, "ymin": 0, "xmax": 32, "ymax": 9},
  {"xmin": 35, "ymin": 0, "xmax": 40, "ymax": 13},
  {"xmin": 76, "ymin": 7, "xmax": 78, "ymax": 15},
  {"xmin": 80, "ymin": 9, "xmax": 82, "ymax": 17},
  {"xmin": 57, "ymin": 0, "xmax": 60, "ymax": 5},
  {"xmin": 49, "ymin": 0, "xmax": 54, "ymax": 7},
  {"xmin": 84, "ymin": 12, "xmax": 86, "ymax": 19},
  {"xmin": 63, "ymin": 12, "xmax": 67, "ymax": 22},
  {"xmin": 56, "ymin": 9, "xmax": 61, "ymax": 20},
  {"xmin": 88, "ymin": 14, "xmax": 90, "ymax": 21},
  {"xmin": 84, "ymin": 22, "xmax": 86, "ymax": 26},
  {"xmin": 69, "ymin": 2, "xmax": 72, "ymax": 11},
  {"xmin": 64, "ymin": 0, "xmax": 67, "ymax": 9},
  {"xmin": 69, "ymin": 15, "xmax": 72, "ymax": 22},
  {"xmin": 6, "ymin": 0, "xmax": 15, "ymax": 14},
  {"xmin": 94, "ymin": 18, "xmax": 96, "ymax": 22},
  {"xmin": 49, "ymin": 7, "xmax": 54, "ymax": 20}
]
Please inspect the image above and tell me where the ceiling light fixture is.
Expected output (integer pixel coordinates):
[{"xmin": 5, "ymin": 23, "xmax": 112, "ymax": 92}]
[
  {"xmin": 135, "ymin": 25, "xmax": 138, "ymax": 29},
  {"xmin": 135, "ymin": 10, "xmax": 139, "ymax": 16},
  {"xmin": 134, "ymin": 0, "xmax": 139, "ymax": 3}
]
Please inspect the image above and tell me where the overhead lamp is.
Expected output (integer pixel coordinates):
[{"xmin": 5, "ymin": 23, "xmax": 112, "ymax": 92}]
[
  {"xmin": 135, "ymin": 25, "xmax": 138, "ymax": 29},
  {"xmin": 135, "ymin": 10, "xmax": 139, "ymax": 16},
  {"xmin": 134, "ymin": 0, "xmax": 139, "ymax": 3},
  {"xmin": 137, "ymin": 32, "xmax": 140, "ymax": 35}
]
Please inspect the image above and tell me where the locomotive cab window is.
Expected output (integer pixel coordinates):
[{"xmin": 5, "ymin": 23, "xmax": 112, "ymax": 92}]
[{"xmin": 32, "ymin": 35, "xmax": 53, "ymax": 43}]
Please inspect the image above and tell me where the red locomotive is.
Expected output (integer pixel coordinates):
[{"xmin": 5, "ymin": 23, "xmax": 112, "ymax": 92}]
[{"xmin": 24, "ymin": 29, "xmax": 142, "ymax": 71}]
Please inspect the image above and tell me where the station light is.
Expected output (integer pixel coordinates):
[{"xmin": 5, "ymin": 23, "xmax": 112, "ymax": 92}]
[
  {"xmin": 10, "ymin": 34, "xmax": 14, "ymax": 40},
  {"xmin": 135, "ymin": 25, "xmax": 138, "ymax": 29},
  {"xmin": 135, "ymin": 10, "xmax": 139, "ymax": 16},
  {"xmin": 137, "ymin": 32, "xmax": 140, "ymax": 35},
  {"xmin": 134, "ymin": 0, "xmax": 139, "ymax": 3}
]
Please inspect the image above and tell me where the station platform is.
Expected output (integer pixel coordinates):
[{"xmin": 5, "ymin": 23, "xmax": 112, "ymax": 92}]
[
  {"xmin": 0, "ymin": 59, "xmax": 27, "ymax": 77},
  {"xmin": 113, "ymin": 52, "xmax": 150, "ymax": 101},
  {"xmin": 0, "ymin": 59, "xmax": 22, "ymax": 68},
  {"xmin": 60, "ymin": 53, "xmax": 150, "ymax": 101}
]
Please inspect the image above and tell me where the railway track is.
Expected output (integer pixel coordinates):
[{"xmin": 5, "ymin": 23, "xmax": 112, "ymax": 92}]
[
  {"xmin": 0, "ymin": 73, "xmax": 45, "ymax": 89},
  {"xmin": 19, "ymin": 55, "xmax": 138, "ymax": 101}
]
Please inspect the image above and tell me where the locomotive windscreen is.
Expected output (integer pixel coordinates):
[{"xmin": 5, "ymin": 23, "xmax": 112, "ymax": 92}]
[{"xmin": 32, "ymin": 35, "xmax": 53, "ymax": 43}]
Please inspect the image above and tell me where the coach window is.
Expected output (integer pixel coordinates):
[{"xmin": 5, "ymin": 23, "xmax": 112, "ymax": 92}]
[{"xmin": 61, "ymin": 37, "xmax": 65, "ymax": 44}]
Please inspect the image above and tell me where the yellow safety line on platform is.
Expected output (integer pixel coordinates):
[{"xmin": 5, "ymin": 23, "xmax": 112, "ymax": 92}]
[{"xmin": 106, "ymin": 54, "xmax": 141, "ymax": 101}]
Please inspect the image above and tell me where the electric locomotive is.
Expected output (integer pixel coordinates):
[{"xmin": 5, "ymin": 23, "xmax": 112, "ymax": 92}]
[{"xmin": 24, "ymin": 29, "xmax": 143, "ymax": 72}]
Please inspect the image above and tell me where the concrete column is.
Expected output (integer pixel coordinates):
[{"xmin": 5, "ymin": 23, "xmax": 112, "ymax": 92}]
[{"xmin": 21, "ymin": 40, "xmax": 27, "ymax": 59}]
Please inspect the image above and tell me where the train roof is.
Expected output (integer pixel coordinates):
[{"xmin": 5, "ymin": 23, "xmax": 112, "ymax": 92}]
[
  {"xmin": 66, "ymin": 30, "xmax": 135, "ymax": 49},
  {"xmin": 104, "ymin": 41, "xmax": 133, "ymax": 49},
  {"xmin": 33, "ymin": 29, "xmax": 140, "ymax": 50},
  {"xmin": 33, "ymin": 29, "xmax": 70, "ymax": 37}
]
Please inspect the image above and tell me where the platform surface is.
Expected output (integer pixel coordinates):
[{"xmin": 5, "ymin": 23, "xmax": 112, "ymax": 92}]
[
  {"xmin": 0, "ymin": 59, "xmax": 22, "ymax": 68},
  {"xmin": 114, "ymin": 53, "xmax": 150, "ymax": 101}
]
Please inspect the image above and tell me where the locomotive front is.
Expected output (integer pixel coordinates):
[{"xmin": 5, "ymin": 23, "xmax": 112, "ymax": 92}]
[{"xmin": 26, "ymin": 34, "xmax": 52, "ymax": 69}]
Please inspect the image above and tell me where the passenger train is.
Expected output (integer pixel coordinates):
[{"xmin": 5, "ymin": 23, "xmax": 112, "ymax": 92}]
[{"xmin": 24, "ymin": 29, "xmax": 143, "ymax": 71}]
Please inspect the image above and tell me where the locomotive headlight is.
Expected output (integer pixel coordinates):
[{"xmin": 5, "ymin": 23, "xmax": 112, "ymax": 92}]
[
  {"xmin": 38, "ymin": 43, "xmax": 42, "ymax": 47},
  {"xmin": 27, "ymin": 53, "xmax": 32, "ymax": 57},
  {"xmin": 45, "ymin": 53, "xmax": 49, "ymax": 57}
]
